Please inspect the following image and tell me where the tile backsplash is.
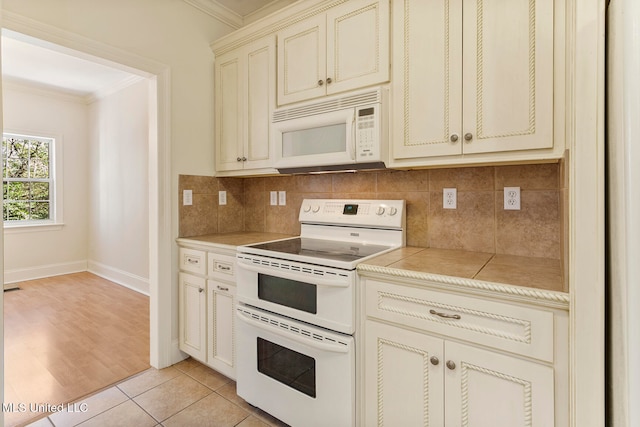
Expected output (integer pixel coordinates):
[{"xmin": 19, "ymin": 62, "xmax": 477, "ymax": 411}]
[{"xmin": 179, "ymin": 162, "xmax": 566, "ymax": 260}]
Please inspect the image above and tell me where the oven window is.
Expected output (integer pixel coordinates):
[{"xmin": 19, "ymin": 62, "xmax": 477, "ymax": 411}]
[
  {"xmin": 257, "ymin": 338, "xmax": 316, "ymax": 398},
  {"xmin": 258, "ymin": 274, "xmax": 317, "ymax": 314}
]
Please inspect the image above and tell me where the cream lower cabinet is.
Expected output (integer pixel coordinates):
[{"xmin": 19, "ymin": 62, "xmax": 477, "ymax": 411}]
[
  {"xmin": 362, "ymin": 278, "xmax": 568, "ymax": 426},
  {"xmin": 207, "ymin": 279, "xmax": 236, "ymax": 379},
  {"xmin": 178, "ymin": 245, "xmax": 237, "ymax": 379},
  {"xmin": 179, "ymin": 272, "xmax": 207, "ymax": 362},
  {"xmin": 366, "ymin": 320, "xmax": 554, "ymax": 426}
]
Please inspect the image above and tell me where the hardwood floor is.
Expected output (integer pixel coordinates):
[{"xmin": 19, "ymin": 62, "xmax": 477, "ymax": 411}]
[{"xmin": 3, "ymin": 272, "xmax": 150, "ymax": 427}]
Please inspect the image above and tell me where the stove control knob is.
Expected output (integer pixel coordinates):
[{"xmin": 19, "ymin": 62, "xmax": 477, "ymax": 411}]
[
  {"xmin": 312, "ymin": 205, "xmax": 321, "ymax": 213},
  {"xmin": 303, "ymin": 204, "xmax": 311, "ymax": 213},
  {"xmin": 389, "ymin": 207, "xmax": 398, "ymax": 216},
  {"xmin": 376, "ymin": 206, "xmax": 386, "ymax": 215}
]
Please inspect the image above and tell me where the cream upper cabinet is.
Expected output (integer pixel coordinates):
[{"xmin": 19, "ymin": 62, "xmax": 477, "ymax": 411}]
[
  {"xmin": 277, "ymin": 0, "xmax": 390, "ymax": 106},
  {"xmin": 391, "ymin": 0, "xmax": 557, "ymax": 165},
  {"xmin": 215, "ymin": 36, "xmax": 276, "ymax": 174}
]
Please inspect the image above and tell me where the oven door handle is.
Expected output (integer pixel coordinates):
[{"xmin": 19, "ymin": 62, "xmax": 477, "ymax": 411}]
[
  {"xmin": 238, "ymin": 263, "xmax": 349, "ymax": 288},
  {"xmin": 236, "ymin": 310, "xmax": 350, "ymax": 354}
]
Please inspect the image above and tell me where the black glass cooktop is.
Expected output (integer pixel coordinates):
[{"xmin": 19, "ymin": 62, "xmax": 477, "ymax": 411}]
[{"xmin": 248, "ymin": 237, "xmax": 391, "ymax": 263}]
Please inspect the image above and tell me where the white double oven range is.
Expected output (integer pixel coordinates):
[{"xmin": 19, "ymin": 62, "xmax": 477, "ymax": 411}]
[{"xmin": 235, "ymin": 199, "xmax": 405, "ymax": 427}]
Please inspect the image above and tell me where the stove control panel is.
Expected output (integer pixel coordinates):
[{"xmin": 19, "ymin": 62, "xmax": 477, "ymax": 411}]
[{"xmin": 299, "ymin": 199, "xmax": 405, "ymax": 229}]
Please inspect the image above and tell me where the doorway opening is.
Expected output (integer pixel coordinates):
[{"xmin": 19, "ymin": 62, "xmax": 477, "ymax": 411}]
[{"xmin": 1, "ymin": 16, "xmax": 172, "ymax": 414}]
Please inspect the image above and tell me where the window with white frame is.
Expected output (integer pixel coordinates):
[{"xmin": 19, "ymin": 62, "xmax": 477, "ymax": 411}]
[{"xmin": 2, "ymin": 133, "xmax": 55, "ymax": 223}]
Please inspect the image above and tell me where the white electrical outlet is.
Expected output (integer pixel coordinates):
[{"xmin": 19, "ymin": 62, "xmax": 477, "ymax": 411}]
[
  {"xmin": 278, "ymin": 191, "xmax": 286, "ymax": 206},
  {"xmin": 504, "ymin": 187, "xmax": 521, "ymax": 210},
  {"xmin": 218, "ymin": 190, "xmax": 227, "ymax": 206},
  {"xmin": 270, "ymin": 191, "xmax": 278, "ymax": 206},
  {"xmin": 183, "ymin": 189, "xmax": 193, "ymax": 206},
  {"xmin": 443, "ymin": 188, "xmax": 457, "ymax": 209}
]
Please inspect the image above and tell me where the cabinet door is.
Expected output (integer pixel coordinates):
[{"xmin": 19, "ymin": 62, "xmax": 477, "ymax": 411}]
[
  {"xmin": 215, "ymin": 51, "xmax": 243, "ymax": 171},
  {"xmin": 325, "ymin": 0, "xmax": 390, "ymax": 96},
  {"xmin": 365, "ymin": 320, "xmax": 444, "ymax": 426},
  {"xmin": 391, "ymin": 0, "xmax": 463, "ymax": 159},
  {"xmin": 244, "ymin": 36, "xmax": 275, "ymax": 169},
  {"xmin": 207, "ymin": 280, "xmax": 236, "ymax": 379},
  {"xmin": 444, "ymin": 341, "xmax": 554, "ymax": 427},
  {"xmin": 277, "ymin": 14, "xmax": 326, "ymax": 105},
  {"xmin": 462, "ymin": 0, "xmax": 554, "ymax": 154},
  {"xmin": 179, "ymin": 273, "xmax": 207, "ymax": 361}
]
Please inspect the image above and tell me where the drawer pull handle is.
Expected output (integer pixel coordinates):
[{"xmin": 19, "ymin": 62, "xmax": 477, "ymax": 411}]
[
  {"xmin": 187, "ymin": 258, "xmax": 199, "ymax": 264},
  {"xmin": 217, "ymin": 286, "xmax": 229, "ymax": 291},
  {"xmin": 218, "ymin": 265, "xmax": 231, "ymax": 271},
  {"xmin": 430, "ymin": 309, "xmax": 461, "ymax": 320}
]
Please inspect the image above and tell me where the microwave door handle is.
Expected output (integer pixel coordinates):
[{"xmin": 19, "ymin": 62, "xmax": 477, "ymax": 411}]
[
  {"xmin": 238, "ymin": 262, "xmax": 349, "ymax": 288},
  {"xmin": 236, "ymin": 309, "xmax": 349, "ymax": 354},
  {"xmin": 348, "ymin": 114, "xmax": 356, "ymax": 160}
]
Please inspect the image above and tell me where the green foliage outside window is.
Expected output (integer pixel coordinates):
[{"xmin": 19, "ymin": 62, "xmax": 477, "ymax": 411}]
[{"xmin": 2, "ymin": 134, "xmax": 53, "ymax": 222}]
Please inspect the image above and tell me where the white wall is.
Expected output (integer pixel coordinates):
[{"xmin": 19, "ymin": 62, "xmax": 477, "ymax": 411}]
[
  {"xmin": 88, "ymin": 78, "xmax": 150, "ymax": 294},
  {"xmin": 2, "ymin": 82, "xmax": 89, "ymax": 281},
  {"xmin": 607, "ymin": 0, "xmax": 640, "ymax": 425},
  {"xmin": 1, "ymin": 0, "xmax": 233, "ymax": 366}
]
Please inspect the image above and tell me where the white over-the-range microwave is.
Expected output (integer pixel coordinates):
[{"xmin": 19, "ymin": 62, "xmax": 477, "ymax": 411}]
[{"xmin": 272, "ymin": 87, "xmax": 388, "ymax": 174}]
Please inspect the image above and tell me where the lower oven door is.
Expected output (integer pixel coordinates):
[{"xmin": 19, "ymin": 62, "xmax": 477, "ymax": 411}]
[
  {"xmin": 236, "ymin": 254, "xmax": 355, "ymax": 334},
  {"xmin": 236, "ymin": 305, "xmax": 355, "ymax": 427}
]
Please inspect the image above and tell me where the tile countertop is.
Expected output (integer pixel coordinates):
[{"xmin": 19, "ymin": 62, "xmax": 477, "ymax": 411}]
[
  {"xmin": 359, "ymin": 247, "xmax": 568, "ymax": 307},
  {"xmin": 176, "ymin": 232, "xmax": 295, "ymax": 250}
]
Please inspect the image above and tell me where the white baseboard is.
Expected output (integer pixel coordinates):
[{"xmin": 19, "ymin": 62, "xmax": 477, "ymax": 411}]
[
  {"xmin": 4, "ymin": 260, "xmax": 88, "ymax": 285},
  {"xmin": 88, "ymin": 260, "xmax": 150, "ymax": 296}
]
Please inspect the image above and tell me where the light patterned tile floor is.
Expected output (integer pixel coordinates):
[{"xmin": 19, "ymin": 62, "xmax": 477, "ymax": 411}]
[{"xmin": 25, "ymin": 359, "xmax": 289, "ymax": 427}]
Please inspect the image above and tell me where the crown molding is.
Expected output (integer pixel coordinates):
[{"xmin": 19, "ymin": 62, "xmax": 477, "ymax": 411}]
[
  {"xmin": 182, "ymin": 0, "xmax": 243, "ymax": 29},
  {"xmin": 182, "ymin": 0, "xmax": 296, "ymax": 29},
  {"xmin": 87, "ymin": 75, "xmax": 146, "ymax": 104},
  {"xmin": 2, "ymin": 78, "xmax": 88, "ymax": 104}
]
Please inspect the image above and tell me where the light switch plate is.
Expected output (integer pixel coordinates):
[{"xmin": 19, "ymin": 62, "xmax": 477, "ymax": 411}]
[
  {"xmin": 218, "ymin": 190, "xmax": 227, "ymax": 206},
  {"xmin": 183, "ymin": 189, "xmax": 193, "ymax": 206},
  {"xmin": 278, "ymin": 191, "xmax": 286, "ymax": 206},
  {"xmin": 270, "ymin": 191, "xmax": 278, "ymax": 206}
]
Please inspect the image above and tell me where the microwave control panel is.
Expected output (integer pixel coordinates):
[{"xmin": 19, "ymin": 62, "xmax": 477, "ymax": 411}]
[{"xmin": 355, "ymin": 105, "xmax": 380, "ymax": 160}]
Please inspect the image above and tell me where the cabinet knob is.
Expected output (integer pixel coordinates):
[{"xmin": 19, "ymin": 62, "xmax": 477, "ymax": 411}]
[
  {"xmin": 318, "ymin": 79, "xmax": 324, "ymax": 86},
  {"xmin": 464, "ymin": 133, "xmax": 473, "ymax": 142},
  {"xmin": 236, "ymin": 157, "xmax": 242, "ymax": 162},
  {"xmin": 242, "ymin": 156, "xmax": 247, "ymax": 161},
  {"xmin": 326, "ymin": 77, "xmax": 332, "ymax": 84},
  {"xmin": 450, "ymin": 134, "xmax": 459, "ymax": 143},
  {"xmin": 430, "ymin": 356, "xmax": 440, "ymax": 366},
  {"xmin": 198, "ymin": 288, "xmax": 204, "ymax": 293},
  {"xmin": 446, "ymin": 360, "xmax": 456, "ymax": 370}
]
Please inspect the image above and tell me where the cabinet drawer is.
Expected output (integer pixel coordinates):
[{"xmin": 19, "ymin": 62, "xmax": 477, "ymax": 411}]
[
  {"xmin": 365, "ymin": 279, "xmax": 555, "ymax": 362},
  {"xmin": 178, "ymin": 248, "xmax": 207, "ymax": 275},
  {"xmin": 208, "ymin": 253, "xmax": 236, "ymax": 282}
]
